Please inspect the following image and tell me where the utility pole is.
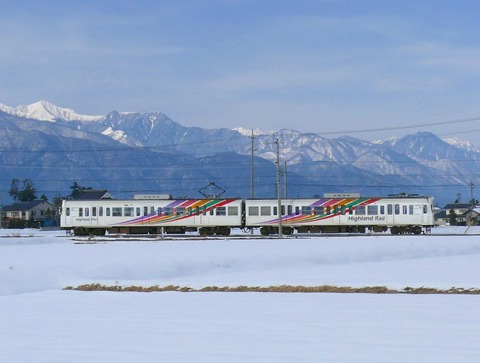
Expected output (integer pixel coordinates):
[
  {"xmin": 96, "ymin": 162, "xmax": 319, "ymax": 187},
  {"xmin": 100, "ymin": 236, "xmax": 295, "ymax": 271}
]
[
  {"xmin": 0, "ymin": 188, "xmax": 3, "ymax": 229},
  {"xmin": 275, "ymin": 138, "xmax": 283, "ymax": 238},
  {"xmin": 284, "ymin": 160, "xmax": 288, "ymax": 198},
  {"xmin": 250, "ymin": 130, "xmax": 255, "ymax": 235},
  {"xmin": 470, "ymin": 180, "xmax": 475, "ymax": 206},
  {"xmin": 250, "ymin": 129, "xmax": 255, "ymax": 199}
]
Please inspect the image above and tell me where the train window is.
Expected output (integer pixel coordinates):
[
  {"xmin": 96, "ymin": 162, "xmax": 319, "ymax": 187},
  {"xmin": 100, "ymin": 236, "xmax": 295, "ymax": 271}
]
[
  {"xmin": 124, "ymin": 207, "xmax": 134, "ymax": 217},
  {"xmin": 273, "ymin": 207, "xmax": 278, "ymax": 216},
  {"xmin": 164, "ymin": 207, "xmax": 173, "ymax": 216},
  {"xmin": 423, "ymin": 205, "xmax": 428, "ymax": 214},
  {"xmin": 209, "ymin": 208, "xmax": 214, "ymax": 216},
  {"xmin": 380, "ymin": 206, "xmax": 385, "ymax": 214},
  {"xmin": 112, "ymin": 207, "xmax": 122, "ymax": 217},
  {"xmin": 287, "ymin": 205, "xmax": 292, "ymax": 215},
  {"xmin": 85, "ymin": 208, "xmax": 90, "ymax": 217},
  {"xmin": 99, "ymin": 207, "xmax": 103, "ymax": 217},
  {"xmin": 79, "ymin": 208, "xmax": 83, "ymax": 217},
  {"xmin": 177, "ymin": 207, "xmax": 186, "ymax": 216},
  {"xmin": 260, "ymin": 206, "xmax": 270, "ymax": 216},
  {"xmin": 356, "ymin": 206, "xmax": 366, "ymax": 215},
  {"xmin": 295, "ymin": 206, "xmax": 300, "ymax": 215},
  {"xmin": 341, "ymin": 205, "xmax": 346, "ymax": 215},
  {"xmin": 409, "ymin": 205, "xmax": 414, "ymax": 215},
  {"xmin": 157, "ymin": 207, "xmax": 162, "ymax": 215},
  {"xmin": 388, "ymin": 204, "xmax": 393, "ymax": 215},
  {"xmin": 249, "ymin": 206, "xmax": 259, "ymax": 216},
  {"xmin": 349, "ymin": 207, "xmax": 353, "ymax": 215},
  {"xmin": 92, "ymin": 207, "xmax": 97, "ymax": 217},
  {"xmin": 216, "ymin": 207, "xmax": 226, "ymax": 216},
  {"xmin": 106, "ymin": 208, "xmax": 111, "ymax": 217},
  {"xmin": 403, "ymin": 205, "xmax": 407, "ymax": 215},
  {"xmin": 313, "ymin": 206, "xmax": 323, "ymax": 215},
  {"xmin": 302, "ymin": 206, "xmax": 312, "ymax": 215},
  {"xmin": 395, "ymin": 204, "xmax": 400, "ymax": 215},
  {"xmin": 143, "ymin": 207, "xmax": 148, "ymax": 216},
  {"xmin": 150, "ymin": 206, "xmax": 155, "ymax": 214},
  {"xmin": 326, "ymin": 206, "xmax": 331, "ymax": 214},
  {"xmin": 136, "ymin": 207, "xmax": 141, "ymax": 216},
  {"xmin": 367, "ymin": 206, "xmax": 378, "ymax": 215},
  {"xmin": 228, "ymin": 206, "xmax": 238, "ymax": 216},
  {"xmin": 202, "ymin": 207, "xmax": 207, "ymax": 215},
  {"xmin": 333, "ymin": 205, "xmax": 338, "ymax": 214},
  {"xmin": 66, "ymin": 208, "xmax": 70, "ymax": 216}
]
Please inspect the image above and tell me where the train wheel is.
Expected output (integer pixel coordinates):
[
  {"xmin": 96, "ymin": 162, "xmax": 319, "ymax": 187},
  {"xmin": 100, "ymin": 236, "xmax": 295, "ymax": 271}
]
[
  {"xmin": 260, "ymin": 226, "xmax": 272, "ymax": 236},
  {"xmin": 390, "ymin": 226, "xmax": 400, "ymax": 235},
  {"xmin": 216, "ymin": 227, "xmax": 231, "ymax": 236},
  {"xmin": 199, "ymin": 227, "xmax": 213, "ymax": 236},
  {"xmin": 283, "ymin": 227, "xmax": 293, "ymax": 235},
  {"xmin": 73, "ymin": 227, "xmax": 88, "ymax": 236},
  {"xmin": 91, "ymin": 228, "xmax": 106, "ymax": 236},
  {"xmin": 413, "ymin": 226, "xmax": 422, "ymax": 235}
]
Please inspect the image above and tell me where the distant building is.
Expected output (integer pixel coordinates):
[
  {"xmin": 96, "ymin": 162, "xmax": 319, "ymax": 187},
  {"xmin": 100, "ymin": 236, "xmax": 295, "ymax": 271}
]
[
  {"xmin": 73, "ymin": 190, "xmax": 113, "ymax": 200},
  {"xmin": 466, "ymin": 207, "xmax": 480, "ymax": 226},
  {"xmin": 436, "ymin": 203, "xmax": 475, "ymax": 226},
  {"xmin": 1, "ymin": 199, "xmax": 58, "ymax": 228}
]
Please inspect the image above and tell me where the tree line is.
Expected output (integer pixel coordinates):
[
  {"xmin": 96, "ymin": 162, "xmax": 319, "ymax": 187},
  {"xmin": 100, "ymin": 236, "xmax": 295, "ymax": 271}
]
[{"xmin": 8, "ymin": 179, "xmax": 92, "ymax": 207}]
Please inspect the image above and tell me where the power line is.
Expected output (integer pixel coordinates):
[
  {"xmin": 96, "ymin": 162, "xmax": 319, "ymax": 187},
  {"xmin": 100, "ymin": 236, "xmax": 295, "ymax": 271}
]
[{"xmin": 313, "ymin": 116, "xmax": 480, "ymax": 136}]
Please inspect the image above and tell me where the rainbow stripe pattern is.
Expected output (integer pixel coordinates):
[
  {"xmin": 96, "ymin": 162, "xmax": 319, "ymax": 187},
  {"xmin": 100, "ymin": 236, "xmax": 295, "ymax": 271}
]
[
  {"xmin": 119, "ymin": 199, "xmax": 239, "ymax": 225},
  {"xmin": 260, "ymin": 197, "xmax": 381, "ymax": 225}
]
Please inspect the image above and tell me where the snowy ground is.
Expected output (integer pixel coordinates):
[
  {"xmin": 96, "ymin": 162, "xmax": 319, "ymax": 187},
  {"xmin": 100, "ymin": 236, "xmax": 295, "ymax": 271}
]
[{"xmin": 1, "ymin": 226, "xmax": 480, "ymax": 362}]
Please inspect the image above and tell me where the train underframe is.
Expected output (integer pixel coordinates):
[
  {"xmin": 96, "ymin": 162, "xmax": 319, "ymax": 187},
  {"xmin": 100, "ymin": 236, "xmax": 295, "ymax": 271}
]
[
  {"xmin": 259, "ymin": 224, "xmax": 426, "ymax": 236},
  {"xmin": 71, "ymin": 225, "xmax": 233, "ymax": 237},
  {"xmin": 72, "ymin": 224, "xmax": 428, "ymax": 236}
]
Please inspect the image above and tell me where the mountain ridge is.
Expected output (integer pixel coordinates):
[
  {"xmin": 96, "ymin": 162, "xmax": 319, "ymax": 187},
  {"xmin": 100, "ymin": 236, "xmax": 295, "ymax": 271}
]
[{"xmin": 1, "ymin": 101, "xmax": 478, "ymax": 206}]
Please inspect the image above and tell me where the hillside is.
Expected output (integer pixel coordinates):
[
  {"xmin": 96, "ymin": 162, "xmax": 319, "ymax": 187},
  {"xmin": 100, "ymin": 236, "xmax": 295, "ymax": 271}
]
[{"xmin": 1, "ymin": 101, "xmax": 479, "ymax": 206}]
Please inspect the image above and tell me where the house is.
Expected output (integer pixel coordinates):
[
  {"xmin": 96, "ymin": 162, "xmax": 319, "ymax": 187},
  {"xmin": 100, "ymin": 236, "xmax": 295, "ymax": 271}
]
[
  {"xmin": 74, "ymin": 189, "xmax": 113, "ymax": 200},
  {"xmin": 436, "ymin": 202, "xmax": 476, "ymax": 226},
  {"xmin": 1, "ymin": 199, "xmax": 58, "ymax": 228},
  {"xmin": 465, "ymin": 207, "xmax": 480, "ymax": 226}
]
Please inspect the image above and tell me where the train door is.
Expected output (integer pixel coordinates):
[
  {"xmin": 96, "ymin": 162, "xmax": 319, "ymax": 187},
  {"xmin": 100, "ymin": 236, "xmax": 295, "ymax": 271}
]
[
  {"xmin": 387, "ymin": 203, "xmax": 394, "ymax": 224},
  {"xmin": 195, "ymin": 205, "xmax": 206, "ymax": 226},
  {"xmin": 91, "ymin": 206, "xmax": 98, "ymax": 226},
  {"xmin": 422, "ymin": 202, "xmax": 433, "ymax": 225}
]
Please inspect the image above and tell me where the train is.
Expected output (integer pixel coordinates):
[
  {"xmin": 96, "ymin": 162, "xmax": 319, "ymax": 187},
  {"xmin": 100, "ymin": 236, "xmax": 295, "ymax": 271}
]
[{"xmin": 60, "ymin": 193, "xmax": 435, "ymax": 236}]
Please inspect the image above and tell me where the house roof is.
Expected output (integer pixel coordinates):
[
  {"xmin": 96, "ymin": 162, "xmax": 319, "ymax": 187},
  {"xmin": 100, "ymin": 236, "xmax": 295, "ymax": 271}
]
[
  {"xmin": 74, "ymin": 190, "xmax": 113, "ymax": 200},
  {"xmin": 435, "ymin": 210, "xmax": 448, "ymax": 219},
  {"xmin": 468, "ymin": 207, "xmax": 480, "ymax": 215},
  {"xmin": 2, "ymin": 200, "xmax": 53, "ymax": 212},
  {"xmin": 443, "ymin": 203, "xmax": 472, "ymax": 210}
]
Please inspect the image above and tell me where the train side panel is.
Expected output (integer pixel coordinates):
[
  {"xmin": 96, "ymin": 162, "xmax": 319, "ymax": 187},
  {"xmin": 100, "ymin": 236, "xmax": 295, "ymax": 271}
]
[
  {"xmin": 61, "ymin": 198, "xmax": 243, "ymax": 233},
  {"xmin": 245, "ymin": 196, "xmax": 434, "ymax": 233}
]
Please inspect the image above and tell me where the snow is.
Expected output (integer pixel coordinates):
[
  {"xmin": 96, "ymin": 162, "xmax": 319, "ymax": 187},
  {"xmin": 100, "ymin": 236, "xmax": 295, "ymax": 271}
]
[
  {"xmin": 0, "ymin": 100, "xmax": 104, "ymax": 122},
  {"xmin": 444, "ymin": 137, "xmax": 480, "ymax": 153},
  {"xmin": 1, "ymin": 226, "xmax": 480, "ymax": 362},
  {"xmin": 233, "ymin": 127, "xmax": 275, "ymax": 137}
]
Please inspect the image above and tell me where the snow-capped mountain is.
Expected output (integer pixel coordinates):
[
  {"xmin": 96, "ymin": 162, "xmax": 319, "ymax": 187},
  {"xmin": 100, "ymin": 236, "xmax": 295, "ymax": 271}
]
[
  {"xmin": 1, "ymin": 100, "xmax": 480, "ymax": 206},
  {"xmin": 0, "ymin": 100, "xmax": 104, "ymax": 122},
  {"xmin": 444, "ymin": 137, "xmax": 480, "ymax": 153}
]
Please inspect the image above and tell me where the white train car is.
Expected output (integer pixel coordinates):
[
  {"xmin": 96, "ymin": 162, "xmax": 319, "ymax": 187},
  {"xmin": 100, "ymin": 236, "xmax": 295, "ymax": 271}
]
[
  {"xmin": 245, "ymin": 195, "xmax": 435, "ymax": 235},
  {"xmin": 61, "ymin": 197, "xmax": 243, "ymax": 236},
  {"xmin": 61, "ymin": 193, "xmax": 435, "ymax": 236}
]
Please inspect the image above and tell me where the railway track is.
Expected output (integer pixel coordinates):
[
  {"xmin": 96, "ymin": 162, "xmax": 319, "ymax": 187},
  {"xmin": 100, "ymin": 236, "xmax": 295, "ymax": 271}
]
[{"xmin": 71, "ymin": 231, "xmax": 479, "ymax": 243}]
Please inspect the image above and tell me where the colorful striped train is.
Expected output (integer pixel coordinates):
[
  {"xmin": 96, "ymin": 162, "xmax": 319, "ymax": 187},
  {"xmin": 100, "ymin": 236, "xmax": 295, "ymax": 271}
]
[{"xmin": 60, "ymin": 193, "xmax": 435, "ymax": 236}]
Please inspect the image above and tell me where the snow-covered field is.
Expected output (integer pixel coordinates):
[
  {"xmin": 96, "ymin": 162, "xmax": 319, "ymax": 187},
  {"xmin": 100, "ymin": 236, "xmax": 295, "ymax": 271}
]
[{"xmin": 1, "ymin": 226, "xmax": 480, "ymax": 362}]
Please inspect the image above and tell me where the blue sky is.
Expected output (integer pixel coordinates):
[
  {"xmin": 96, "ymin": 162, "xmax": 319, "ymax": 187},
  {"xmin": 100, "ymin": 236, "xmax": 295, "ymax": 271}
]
[{"xmin": 2, "ymin": 0, "xmax": 480, "ymax": 142}]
